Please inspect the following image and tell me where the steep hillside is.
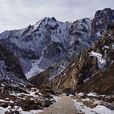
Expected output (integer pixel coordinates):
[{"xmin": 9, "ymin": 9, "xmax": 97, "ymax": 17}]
[
  {"xmin": 76, "ymin": 24, "xmax": 114, "ymax": 94},
  {"xmin": 45, "ymin": 23, "xmax": 114, "ymax": 95},
  {"xmin": 0, "ymin": 16, "xmax": 94, "ymax": 78},
  {"xmin": 29, "ymin": 8, "xmax": 114, "ymax": 90},
  {"xmin": 0, "ymin": 42, "xmax": 28, "ymax": 86}
]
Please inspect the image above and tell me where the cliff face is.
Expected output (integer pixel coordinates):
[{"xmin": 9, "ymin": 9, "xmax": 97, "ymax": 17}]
[
  {"xmin": 0, "ymin": 42, "xmax": 28, "ymax": 86},
  {"xmin": 92, "ymin": 8, "xmax": 114, "ymax": 34},
  {"xmin": 76, "ymin": 25, "xmax": 114, "ymax": 94}
]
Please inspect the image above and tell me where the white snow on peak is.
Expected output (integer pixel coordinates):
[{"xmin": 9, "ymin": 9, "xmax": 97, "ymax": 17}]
[
  {"xmin": 33, "ymin": 19, "xmax": 44, "ymax": 30},
  {"xmin": 90, "ymin": 51, "xmax": 106, "ymax": 69}
]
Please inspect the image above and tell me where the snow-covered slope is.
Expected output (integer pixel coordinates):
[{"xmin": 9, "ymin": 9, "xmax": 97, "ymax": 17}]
[
  {"xmin": 0, "ymin": 17, "xmax": 93, "ymax": 78},
  {"xmin": 45, "ymin": 22, "xmax": 114, "ymax": 94}
]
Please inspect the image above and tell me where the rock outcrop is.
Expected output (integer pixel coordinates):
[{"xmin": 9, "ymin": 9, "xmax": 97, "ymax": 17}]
[{"xmin": 0, "ymin": 42, "xmax": 28, "ymax": 86}]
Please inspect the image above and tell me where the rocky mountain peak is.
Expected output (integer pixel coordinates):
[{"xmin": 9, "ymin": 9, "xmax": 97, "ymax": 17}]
[
  {"xmin": 92, "ymin": 8, "xmax": 114, "ymax": 36},
  {"xmin": 41, "ymin": 17, "xmax": 57, "ymax": 22},
  {"xmin": 32, "ymin": 17, "xmax": 60, "ymax": 32},
  {"xmin": 0, "ymin": 8, "xmax": 114, "ymax": 82},
  {"xmin": 95, "ymin": 8, "xmax": 114, "ymax": 19}
]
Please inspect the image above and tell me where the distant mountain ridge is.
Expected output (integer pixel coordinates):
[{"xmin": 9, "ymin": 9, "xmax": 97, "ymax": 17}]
[
  {"xmin": 0, "ymin": 16, "xmax": 93, "ymax": 78},
  {"xmin": 0, "ymin": 8, "xmax": 114, "ymax": 93}
]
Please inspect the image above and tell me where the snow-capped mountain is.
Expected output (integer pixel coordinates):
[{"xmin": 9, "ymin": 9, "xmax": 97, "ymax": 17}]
[
  {"xmin": 0, "ymin": 17, "xmax": 70, "ymax": 78},
  {"xmin": 1, "ymin": 9, "xmax": 114, "ymax": 113},
  {"xmin": 0, "ymin": 17, "xmax": 93, "ymax": 79},
  {"xmin": 29, "ymin": 8, "xmax": 114, "ymax": 86},
  {"xmin": 33, "ymin": 19, "xmax": 114, "ymax": 95},
  {"xmin": 0, "ymin": 8, "xmax": 114, "ymax": 83}
]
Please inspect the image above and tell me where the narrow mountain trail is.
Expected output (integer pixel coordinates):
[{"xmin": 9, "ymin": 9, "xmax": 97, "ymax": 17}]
[{"xmin": 39, "ymin": 95, "xmax": 78, "ymax": 114}]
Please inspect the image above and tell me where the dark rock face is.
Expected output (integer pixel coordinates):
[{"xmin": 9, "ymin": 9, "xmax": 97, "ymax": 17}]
[
  {"xmin": 0, "ymin": 43, "xmax": 24, "ymax": 78},
  {"xmin": 29, "ymin": 67, "xmax": 52, "ymax": 86},
  {"xmin": 76, "ymin": 27, "xmax": 114, "ymax": 94},
  {"xmin": 0, "ymin": 42, "xmax": 28, "ymax": 86},
  {"xmin": 38, "ymin": 42, "xmax": 68, "ymax": 69},
  {"xmin": 92, "ymin": 8, "xmax": 114, "ymax": 36}
]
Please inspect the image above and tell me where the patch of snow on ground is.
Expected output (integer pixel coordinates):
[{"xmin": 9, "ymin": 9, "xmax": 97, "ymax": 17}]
[
  {"xmin": 77, "ymin": 92, "xmax": 84, "ymax": 97},
  {"xmin": 87, "ymin": 92, "xmax": 97, "ymax": 97},
  {"xmin": 10, "ymin": 88, "xmax": 41, "ymax": 98},
  {"xmin": 0, "ymin": 106, "xmax": 43, "ymax": 114},
  {"xmin": 90, "ymin": 51, "xmax": 106, "ymax": 69},
  {"xmin": 0, "ymin": 106, "xmax": 10, "ymax": 114},
  {"xmin": 84, "ymin": 78, "xmax": 89, "ymax": 83},
  {"xmin": 73, "ymin": 99, "xmax": 96, "ymax": 114},
  {"xmin": 94, "ymin": 105, "xmax": 114, "ymax": 114},
  {"xmin": 0, "ymin": 99, "xmax": 14, "ymax": 103},
  {"xmin": 73, "ymin": 99, "xmax": 114, "ymax": 114},
  {"xmin": 51, "ymin": 95, "xmax": 61, "ymax": 102}
]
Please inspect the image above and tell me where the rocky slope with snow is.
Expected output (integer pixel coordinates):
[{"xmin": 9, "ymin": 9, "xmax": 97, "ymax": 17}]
[
  {"xmin": 29, "ymin": 8, "xmax": 114, "ymax": 91},
  {"xmin": 76, "ymin": 24, "xmax": 114, "ymax": 94},
  {"xmin": 0, "ymin": 7, "xmax": 114, "ymax": 114},
  {"xmin": 44, "ymin": 22, "xmax": 114, "ymax": 95},
  {"xmin": 1, "ymin": 8, "xmax": 113, "ymax": 81},
  {"xmin": 0, "ymin": 42, "xmax": 28, "ymax": 86},
  {"xmin": 0, "ymin": 17, "xmax": 71, "ymax": 78},
  {"xmin": 0, "ymin": 8, "xmax": 114, "ymax": 94},
  {"xmin": 0, "ymin": 15, "xmax": 94, "ymax": 79},
  {"xmin": 29, "ymin": 8, "xmax": 114, "ymax": 84}
]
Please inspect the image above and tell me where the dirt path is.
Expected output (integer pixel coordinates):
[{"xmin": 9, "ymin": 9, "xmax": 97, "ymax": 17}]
[{"xmin": 39, "ymin": 95, "xmax": 78, "ymax": 114}]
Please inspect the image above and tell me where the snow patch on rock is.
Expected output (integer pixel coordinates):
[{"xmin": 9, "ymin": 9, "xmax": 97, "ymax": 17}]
[{"xmin": 90, "ymin": 51, "xmax": 106, "ymax": 69}]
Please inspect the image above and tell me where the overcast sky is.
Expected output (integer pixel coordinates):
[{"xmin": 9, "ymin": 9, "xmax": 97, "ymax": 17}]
[{"xmin": 0, "ymin": 0, "xmax": 114, "ymax": 32}]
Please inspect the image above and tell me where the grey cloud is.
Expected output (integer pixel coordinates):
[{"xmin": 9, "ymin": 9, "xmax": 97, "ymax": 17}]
[{"xmin": 0, "ymin": 0, "xmax": 114, "ymax": 32}]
